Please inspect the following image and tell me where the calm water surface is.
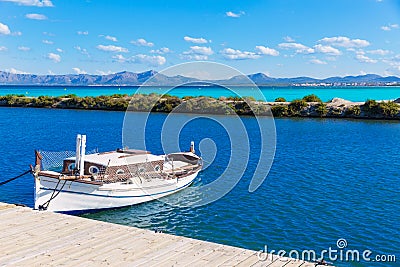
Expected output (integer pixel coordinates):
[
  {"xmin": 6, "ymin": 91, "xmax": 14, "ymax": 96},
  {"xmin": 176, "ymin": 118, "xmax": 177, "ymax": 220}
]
[
  {"xmin": 0, "ymin": 107, "xmax": 398, "ymax": 266},
  {"xmin": 1, "ymin": 85, "xmax": 400, "ymax": 102}
]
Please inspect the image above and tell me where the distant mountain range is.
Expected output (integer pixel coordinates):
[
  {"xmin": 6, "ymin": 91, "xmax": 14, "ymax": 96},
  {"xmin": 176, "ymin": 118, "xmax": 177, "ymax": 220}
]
[{"xmin": 1, "ymin": 70, "xmax": 399, "ymax": 86}]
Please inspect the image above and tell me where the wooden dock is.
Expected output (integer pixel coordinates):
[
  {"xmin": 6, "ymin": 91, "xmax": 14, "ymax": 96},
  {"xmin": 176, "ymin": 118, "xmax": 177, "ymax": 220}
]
[{"xmin": 0, "ymin": 202, "xmax": 316, "ymax": 266}]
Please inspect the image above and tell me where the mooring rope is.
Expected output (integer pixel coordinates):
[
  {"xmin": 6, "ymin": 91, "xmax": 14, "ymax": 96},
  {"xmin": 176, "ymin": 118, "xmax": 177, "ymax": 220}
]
[
  {"xmin": 0, "ymin": 170, "xmax": 32, "ymax": 186},
  {"xmin": 38, "ymin": 179, "xmax": 67, "ymax": 211}
]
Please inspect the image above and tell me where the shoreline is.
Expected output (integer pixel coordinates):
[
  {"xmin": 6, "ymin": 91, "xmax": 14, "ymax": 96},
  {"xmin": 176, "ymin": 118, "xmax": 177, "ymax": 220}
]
[{"xmin": 1, "ymin": 93, "xmax": 399, "ymax": 120}]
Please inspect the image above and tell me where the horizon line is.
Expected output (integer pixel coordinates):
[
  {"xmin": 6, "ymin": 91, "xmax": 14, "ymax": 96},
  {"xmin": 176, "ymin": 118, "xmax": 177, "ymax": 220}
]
[{"xmin": 1, "ymin": 70, "xmax": 399, "ymax": 81}]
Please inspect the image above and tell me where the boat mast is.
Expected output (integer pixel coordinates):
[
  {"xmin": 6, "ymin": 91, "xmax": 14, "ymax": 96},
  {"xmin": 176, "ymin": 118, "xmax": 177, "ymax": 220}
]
[
  {"xmin": 75, "ymin": 134, "xmax": 87, "ymax": 176},
  {"xmin": 80, "ymin": 135, "xmax": 86, "ymax": 177},
  {"xmin": 75, "ymin": 134, "xmax": 82, "ymax": 172}
]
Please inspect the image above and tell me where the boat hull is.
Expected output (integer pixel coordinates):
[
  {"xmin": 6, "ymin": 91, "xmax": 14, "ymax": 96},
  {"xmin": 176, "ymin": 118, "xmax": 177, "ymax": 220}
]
[{"xmin": 34, "ymin": 172, "xmax": 198, "ymax": 213}]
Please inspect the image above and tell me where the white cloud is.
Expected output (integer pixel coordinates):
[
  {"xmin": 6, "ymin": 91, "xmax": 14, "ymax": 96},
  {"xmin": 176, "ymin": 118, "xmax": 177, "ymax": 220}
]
[
  {"xmin": 25, "ymin": 13, "xmax": 47, "ymax": 20},
  {"xmin": 5, "ymin": 68, "xmax": 28, "ymax": 74},
  {"xmin": 359, "ymin": 70, "xmax": 368, "ymax": 75},
  {"xmin": 310, "ymin": 59, "xmax": 327, "ymax": 65},
  {"xmin": 313, "ymin": 44, "xmax": 342, "ymax": 55},
  {"xmin": 150, "ymin": 47, "xmax": 171, "ymax": 54},
  {"xmin": 383, "ymin": 55, "xmax": 400, "ymax": 74},
  {"xmin": 105, "ymin": 35, "xmax": 117, "ymax": 42},
  {"xmin": 381, "ymin": 24, "xmax": 399, "ymax": 31},
  {"xmin": 42, "ymin": 39, "xmax": 53, "ymax": 45},
  {"xmin": 56, "ymin": 48, "xmax": 63, "ymax": 53},
  {"xmin": 96, "ymin": 70, "xmax": 114, "ymax": 75},
  {"xmin": 0, "ymin": 22, "xmax": 11, "ymax": 35},
  {"xmin": 283, "ymin": 36, "xmax": 295, "ymax": 42},
  {"xmin": 74, "ymin": 46, "xmax": 89, "ymax": 56},
  {"xmin": 182, "ymin": 54, "xmax": 209, "ymax": 61},
  {"xmin": 43, "ymin": 31, "xmax": 54, "ymax": 36},
  {"xmin": 99, "ymin": 34, "xmax": 117, "ymax": 42},
  {"xmin": 226, "ymin": 11, "xmax": 244, "ymax": 18},
  {"xmin": 278, "ymin": 42, "xmax": 315, "ymax": 54},
  {"xmin": 47, "ymin": 52, "xmax": 61, "ymax": 63},
  {"xmin": 77, "ymin": 31, "xmax": 89, "ymax": 35},
  {"xmin": 368, "ymin": 49, "xmax": 390, "ymax": 56},
  {"xmin": 97, "ymin": 44, "xmax": 128, "ymax": 53},
  {"xmin": 255, "ymin": 46, "xmax": 279, "ymax": 56},
  {"xmin": 182, "ymin": 46, "xmax": 213, "ymax": 60},
  {"xmin": 184, "ymin": 36, "xmax": 208, "ymax": 44},
  {"xmin": 113, "ymin": 54, "xmax": 166, "ymax": 66},
  {"xmin": 0, "ymin": 22, "xmax": 21, "ymax": 36},
  {"xmin": 0, "ymin": 46, "xmax": 7, "ymax": 51},
  {"xmin": 355, "ymin": 52, "xmax": 377, "ymax": 63},
  {"xmin": 131, "ymin": 54, "xmax": 166, "ymax": 66},
  {"xmin": 0, "ymin": 0, "xmax": 54, "ymax": 7},
  {"xmin": 130, "ymin": 38, "xmax": 154, "ymax": 47},
  {"xmin": 187, "ymin": 46, "xmax": 213, "ymax": 55},
  {"xmin": 72, "ymin": 67, "xmax": 87, "ymax": 74},
  {"xmin": 112, "ymin": 54, "xmax": 126, "ymax": 62},
  {"xmin": 319, "ymin": 36, "xmax": 370, "ymax": 48},
  {"xmin": 18, "ymin": 46, "xmax": 30, "ymax": 51},
  {"xmin": 220, "ymin": 48, "xmax": 260, "ymax": 60}
]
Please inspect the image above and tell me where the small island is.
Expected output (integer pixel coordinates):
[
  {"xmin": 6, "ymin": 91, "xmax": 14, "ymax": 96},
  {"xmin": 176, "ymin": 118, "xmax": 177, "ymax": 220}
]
[{"xmin": 0, "ymin": 93, "xmax": 399, "ymax": 120}]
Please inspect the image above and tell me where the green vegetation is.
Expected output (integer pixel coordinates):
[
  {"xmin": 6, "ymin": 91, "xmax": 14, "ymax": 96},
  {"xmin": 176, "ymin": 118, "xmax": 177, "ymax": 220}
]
[
  {"xmin": 271, "ymin": 105, "xmax": 288, "ymax": 117},
  {"xmin": 0, "ymin": 93, "xmax": 399, "ymax": 119},
  {"xmin": 378, "ymin": 101, "xmax": 399, "ymax": 117},
  {"xmin": 345, "ymin": 106, "xmax": 361, "ymax": 117},
  {"xmin": 315, "ymin": 103, "xmax": 328, "ymax": 116},
  {"xmin": 288, "ymin": 99, "xmax": 307, "ymax": 116},
  {"xmin": 302, "ymin": 94, "xmax": 322, "ymax": 102},
  {"xmin": 362, "ymin": 99, "xmax": 379, "ymax": 115},
  {"xmin": 274, "ymin": 97, "xmax": 287, "ymax": 102},
  {"xmin": 362, "ymin": 100, "xmax": 399, "ymax": 117}
]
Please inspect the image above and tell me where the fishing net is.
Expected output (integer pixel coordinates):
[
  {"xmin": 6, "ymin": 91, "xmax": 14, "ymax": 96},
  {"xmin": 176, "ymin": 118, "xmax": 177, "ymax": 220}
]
[
  {"xmin": 39, "ymin": 150, "xmax": 97, "ymax": 172},
  {"xmin": 38, "ymin": 150, "xmax": 198, "ymax": 184},
  {"xmin": 101, "ymin": 158, "xmax": 166, "ymax": 183}
]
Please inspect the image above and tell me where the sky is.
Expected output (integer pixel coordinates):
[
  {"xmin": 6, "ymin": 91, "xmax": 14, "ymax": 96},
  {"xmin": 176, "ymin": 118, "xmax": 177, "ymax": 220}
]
[{"xmin": 0, "ymin": 0, "xmax": 400, "ymax": 78}]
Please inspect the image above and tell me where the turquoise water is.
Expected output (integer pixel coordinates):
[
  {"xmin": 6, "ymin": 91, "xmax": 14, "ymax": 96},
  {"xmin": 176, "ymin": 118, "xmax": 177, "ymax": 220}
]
[
  {"xmin": 0, "ymin": 107, "xmax": 398, "ymax": 266},
  {"xmin": 1, "ymin": 85, "xmax": 400, "ymax": 102}
]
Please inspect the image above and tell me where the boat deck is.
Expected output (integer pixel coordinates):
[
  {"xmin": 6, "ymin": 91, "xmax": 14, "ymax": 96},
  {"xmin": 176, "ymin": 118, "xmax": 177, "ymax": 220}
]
[{"xmin": 0, "ymin": 202, "xmax": 319, "ymax": 266}]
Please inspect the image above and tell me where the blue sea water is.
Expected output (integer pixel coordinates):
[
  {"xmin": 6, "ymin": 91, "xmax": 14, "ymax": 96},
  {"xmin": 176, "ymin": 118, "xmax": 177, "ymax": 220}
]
[
  {"xmin": 0, "ymin": 107, "xmax": 398, "ymax": 266},
  {"xmin": 1, "ymin": 85, "xmax": 400, "ymax": 102}
]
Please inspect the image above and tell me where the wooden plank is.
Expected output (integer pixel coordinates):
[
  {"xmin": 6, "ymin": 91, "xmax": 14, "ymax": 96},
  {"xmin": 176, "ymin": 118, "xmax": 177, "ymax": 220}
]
[
  {"xmin": 124, "ymin": 235, "xmax": 194, "ymax": 266},
  {"xmin": 265, "ymin": 256, "xmax": 295, "ymax": 267},
  {"xmin": 235, "ymin": 254, "xmax": 267, "ymax": 267},
  {"xmin": 20, "ymin": 231, "xmax": 123, "ymax": 265},
  {"xmin": 136, "ymin": 239, "xmax": 201, "ymax": 266},
  {"xmin": 218, "ymin": 249, "xmax": 257, "ymax": 266},
  {"xmin": 282, "ymin": 260, "xmax": 308, "ymax": 267},
  {"xmin": 39, "ymin": 227, "xmax": 141, "ymax": 265},
  {"xmin": 300, "ymin": 262, "xmax": 319, "ymax": 267},
  {"xmin": 0, "ymin": 203, "xmax": 16, "ymax": 211},
  {"xmin": 65, "ymin": 228, "xmax": 158, "ymax": 263},
  {"xmin": 0, "ymin": 204, "xmax": 319, "ymax": 266},
  {"xmin": 0, "ymin": 215, "xmax": 77, "ymax": 239},
  {"xmin": 5, "ymin": 222, "xmax": 100, "ymax": 265}
]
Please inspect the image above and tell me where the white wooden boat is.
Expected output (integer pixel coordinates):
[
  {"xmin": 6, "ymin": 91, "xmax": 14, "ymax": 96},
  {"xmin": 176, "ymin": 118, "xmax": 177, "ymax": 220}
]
[{"xmin": 33, "ymin": 134, "xmax": 202, "ymax": 214}]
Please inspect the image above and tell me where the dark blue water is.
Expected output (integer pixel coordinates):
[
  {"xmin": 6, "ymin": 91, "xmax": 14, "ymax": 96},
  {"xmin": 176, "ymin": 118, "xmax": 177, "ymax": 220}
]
[
  {"xmin": 1, "ymin": 85, "xmax": 400, "ymax": 102},
  {"xmin": 0, "ymin": 107, "xmax": 398, "ymax": 266}
]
